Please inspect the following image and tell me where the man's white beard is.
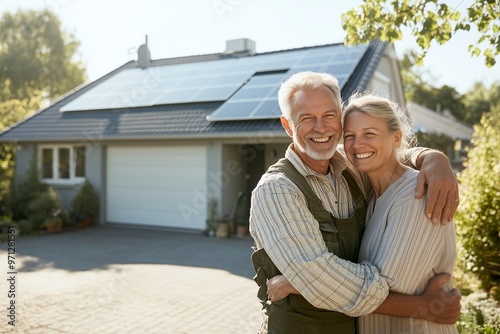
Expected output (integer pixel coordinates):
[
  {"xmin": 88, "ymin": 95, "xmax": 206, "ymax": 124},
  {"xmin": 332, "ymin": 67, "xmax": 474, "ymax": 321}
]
[{"xmin": 293, "ymin": 133, "xmax": 338, "ymax": 160}]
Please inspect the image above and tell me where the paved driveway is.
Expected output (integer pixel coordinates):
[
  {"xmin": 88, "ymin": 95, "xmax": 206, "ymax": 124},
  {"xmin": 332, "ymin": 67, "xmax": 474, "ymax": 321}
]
[{"xmin": 0, "ymin": 226, "xmax": 262, "ymax": 334}]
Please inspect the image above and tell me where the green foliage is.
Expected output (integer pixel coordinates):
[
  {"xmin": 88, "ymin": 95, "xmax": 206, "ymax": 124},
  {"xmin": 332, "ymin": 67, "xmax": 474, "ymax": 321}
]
[
  {"xmin": 415, "ymin": 131, "xmax": 455, "ymax": 157},
  {"xmin": 206, "ymin": 197, "xmax": 219, "ymax": 231},
  {"xmin": 71, "ymin": 180, "xmax": 99, "ymax": 220},
  {"xmin": 399, "ymin": 50, "xmax": 496, "ymax": 126},
  {"xmin": 43, "ymin": 216, "xmax": 63, "ymax": 230},
  {"xmin": 16, "ymin": 219, "xmax": 34, "ymax": 236},
  {"xmin": 462, "ymin": 82, "xmax": 500, "ymax": 125},
  {"xmin": 399, "ymin": 50, "xmax": 427, "ymax": 102},
  {"xmin": 0, "ymin": 8, "xmax": 87, "ymax": 223},
  {"xmin": 0, "ymin": 97, "xmax": 41, "ymax": 129},
  {"xmin": 411, "ymin": 84, "xmax": 465, "ymax": 120},
  {"xmin": 342, "ymin": 0, "xmax": 499, "ymax": 67},
  {"xmin": 455, "ymin": 105, "xmax": 500, "ymax": 299},
  {"xmin": 0, "ymin": 8, "xmax": 87, "ymax": 100},
  {"xmin": 27, "ymin": 187, "xmax": 62, "ymax": 231},
  {"xmin": 0, "ymin": 142, "xmax": 15, "ymax": 217},
  {"xmin": 10, "ymin": 162, "xmax": 48, "ymax": 221},
  {"xmin": 457, "ymin": 292, "xmax": 500, "ymax": 333}
]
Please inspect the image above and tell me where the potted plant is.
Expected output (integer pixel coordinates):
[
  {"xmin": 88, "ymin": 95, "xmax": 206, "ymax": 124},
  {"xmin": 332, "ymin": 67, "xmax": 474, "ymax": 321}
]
[
  {"xmin": 43, "ymin": 209, "xmax": 63, "ymax": 233},
  {"xmin": 233, "ymin": 192, "xmax": 249, "ymax": 238},
  {"xmin": 206, "ymin": 197, "xmax": 229, "ymax": 238},
  {"xmin": 71, "ymin": 180, "xmax": 99, "ymax": 228},
  {"xmin": 27, "ymin": 187, "xmax": 62, "ymax": 232},
  {"xmin": 205, "ymin": 197, "xmax": 218, "ymax": 237}
]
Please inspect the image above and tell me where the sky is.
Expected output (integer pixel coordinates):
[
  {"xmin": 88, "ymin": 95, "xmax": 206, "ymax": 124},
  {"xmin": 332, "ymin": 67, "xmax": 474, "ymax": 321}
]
[{"xmin": 1, "ymin": 0, "xmax": 499, "ymax": 94}]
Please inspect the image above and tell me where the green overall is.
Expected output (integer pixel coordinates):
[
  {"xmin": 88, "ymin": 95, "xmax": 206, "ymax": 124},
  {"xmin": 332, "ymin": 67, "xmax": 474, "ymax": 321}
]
[{"xmin": 251, "ymin": 158, "xmax": 367, "ymax": 334}]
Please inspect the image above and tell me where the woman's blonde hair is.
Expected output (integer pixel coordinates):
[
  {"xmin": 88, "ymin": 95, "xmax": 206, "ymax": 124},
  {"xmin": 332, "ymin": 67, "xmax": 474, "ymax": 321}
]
[{"xmin": 342, "ymin": 92, "xmax": 416, "ymax": 161}]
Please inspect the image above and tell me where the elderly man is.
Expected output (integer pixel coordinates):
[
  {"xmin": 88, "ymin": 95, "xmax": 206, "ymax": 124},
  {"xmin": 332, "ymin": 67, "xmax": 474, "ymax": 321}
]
[{"xmin": 249, "ymin": 71, "xmax": 460, "ymax": 334}]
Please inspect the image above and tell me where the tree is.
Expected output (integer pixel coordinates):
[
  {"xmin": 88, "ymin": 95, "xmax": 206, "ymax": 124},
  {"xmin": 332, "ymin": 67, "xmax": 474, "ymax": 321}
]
[
  {"xmin": 342, "ymin": 0, "xmax": 499, "ymax": 67},
  {"xmin": 413, "ymin": 84, "xmax": 464, "ymax": 119},
  {"xmin": 415, "ymin": 131, "xmax": 456, "ymax": 157},
  {"xmin": 0, "ymin": 8, "xmax": 86, "ymax": 218},
  {"xmin": 462, "ymin": 81, "xmax": 500, "ymax": 125},
  {"xmin": 399, "ymin": 50, "xmax": 428, "ymax": 102},
  {"xmin": 455, "ymin": 104, "xmax": 500, "ymax": 301},
  {"xmin": 0, "ymin": 8, "xmax": 86, "ymax": 101},
  {"xmin": 399, "ymin": 50, "xmax": 491, "ymax": 126}
]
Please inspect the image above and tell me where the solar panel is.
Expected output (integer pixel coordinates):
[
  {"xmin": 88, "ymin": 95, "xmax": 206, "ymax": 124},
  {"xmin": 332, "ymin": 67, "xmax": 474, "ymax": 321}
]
[
  {"xmin": 61, "ymin": 43, "xmax": 368, "ymax": 118},
  {"xmin": 60, "ymin": 59, "xmax": 254, "ymax": 112},
  {"xmin": 206, "ymin": 71, "xmax": 288, "ymax": 121},
  {"xmin": 207, "ymin": 44, "xmax": 368, "ymax": 121}
]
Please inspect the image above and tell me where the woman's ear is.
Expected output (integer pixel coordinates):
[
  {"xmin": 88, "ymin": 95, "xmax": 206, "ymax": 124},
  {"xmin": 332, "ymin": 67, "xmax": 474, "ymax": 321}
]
[{"xmin": 394, "ymin": 130, "xmax": 402, "ymax": 148}]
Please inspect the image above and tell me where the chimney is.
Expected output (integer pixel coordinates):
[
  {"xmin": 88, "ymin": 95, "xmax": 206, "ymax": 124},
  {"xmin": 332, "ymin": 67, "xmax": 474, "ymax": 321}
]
[
  {"xmin": 225, "ymin": 38, "xmax": 256, "ymax": 55},
  {"xmin": 138, "ymin": 35, "xmax": 151, "ymax": 69}
]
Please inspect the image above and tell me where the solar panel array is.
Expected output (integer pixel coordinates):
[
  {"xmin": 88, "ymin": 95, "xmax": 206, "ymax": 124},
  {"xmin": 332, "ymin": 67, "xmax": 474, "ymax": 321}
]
[{"xmin": 61, "ymin": 44, "xmax": 368, "ymax": 121}]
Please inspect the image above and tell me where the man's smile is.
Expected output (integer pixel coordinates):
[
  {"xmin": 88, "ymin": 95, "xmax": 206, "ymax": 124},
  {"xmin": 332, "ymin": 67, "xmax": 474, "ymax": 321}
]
[{"xmin": 310, "ymin": 136, "xmax": 331, "ymax": 143}]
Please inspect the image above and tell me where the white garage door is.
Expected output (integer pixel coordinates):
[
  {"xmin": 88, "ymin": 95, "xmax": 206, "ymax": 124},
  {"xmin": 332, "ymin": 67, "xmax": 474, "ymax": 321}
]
[{"xmin": 107, "ymin": 146, "xmax": 207, "ymax": 229}]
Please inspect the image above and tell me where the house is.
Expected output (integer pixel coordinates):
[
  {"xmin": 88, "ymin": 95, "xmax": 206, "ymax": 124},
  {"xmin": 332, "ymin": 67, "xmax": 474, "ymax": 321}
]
[
  {"xmin": 0, "ymin": 38, "xmax": 406, "ymax": 231},
  {"xmin": 408, "ymin": 102, "xmax": 473, "ymax": 140},
  {"xmin": 408, "ymin": 102, "xmax": 474, "ymax": 171}
]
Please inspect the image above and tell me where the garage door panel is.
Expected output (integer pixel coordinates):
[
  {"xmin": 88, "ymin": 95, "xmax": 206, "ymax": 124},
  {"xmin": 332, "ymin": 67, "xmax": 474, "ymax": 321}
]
[{"xmin": 107, "ymin": 146, "xmax": 206, "ymax": 229}]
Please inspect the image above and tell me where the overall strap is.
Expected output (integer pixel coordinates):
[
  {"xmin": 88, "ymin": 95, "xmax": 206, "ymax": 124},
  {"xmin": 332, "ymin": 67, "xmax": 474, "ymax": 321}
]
[
  {"xmin": 266, "ymin": 158, "xmax": 322, "ymax": 208},
  {"xmin": 341, "ymin": 168, "xmax": 366, "ymax": 208},
  {"xmin": 266, "ymin": 158, "xmax": 336, "ymax": 228}
]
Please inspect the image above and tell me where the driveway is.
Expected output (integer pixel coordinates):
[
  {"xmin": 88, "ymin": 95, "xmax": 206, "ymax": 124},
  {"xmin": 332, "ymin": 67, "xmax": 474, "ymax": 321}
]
[{"xmin": 0, "ymin": 225, "xmax": 262, "ymax": 334}]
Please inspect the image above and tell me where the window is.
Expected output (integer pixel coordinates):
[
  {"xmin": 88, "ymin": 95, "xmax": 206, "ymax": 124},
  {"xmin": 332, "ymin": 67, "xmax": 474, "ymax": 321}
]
[{"xmin": 39, "ymin": 145, "xmax": 86, "ymax": 183}]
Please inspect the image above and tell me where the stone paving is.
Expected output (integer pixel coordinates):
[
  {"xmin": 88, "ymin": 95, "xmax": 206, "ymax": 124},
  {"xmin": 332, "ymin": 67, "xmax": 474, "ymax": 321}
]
[{"xmin": 0, "ymin": 226, "xmax": 262, "ymax": 334}]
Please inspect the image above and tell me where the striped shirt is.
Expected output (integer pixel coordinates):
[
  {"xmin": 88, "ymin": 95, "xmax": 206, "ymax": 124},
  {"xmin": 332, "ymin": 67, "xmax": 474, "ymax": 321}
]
[
  {"xmin": 249, "ymin": 145, "xmax": 389, "ymax": 316},
  {"xmin": 358, "ymin": 169, "xmax": 458, "ymax": 333}
]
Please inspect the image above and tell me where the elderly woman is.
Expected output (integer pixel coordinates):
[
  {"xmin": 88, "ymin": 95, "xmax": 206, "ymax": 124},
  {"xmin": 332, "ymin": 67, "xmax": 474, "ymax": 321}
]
[{"xmin": 341, "ymin": 93, "xmax": 457, "ymax": 333}]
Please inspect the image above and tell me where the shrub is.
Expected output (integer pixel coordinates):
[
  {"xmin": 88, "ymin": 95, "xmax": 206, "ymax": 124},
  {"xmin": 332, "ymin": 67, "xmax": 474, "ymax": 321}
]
[
  {"xmin": 27, "ymin": 187, "xmax": 61, "ymax": 231},
  {"xmin": 10, "ymin": 162, "xmax": 47, "ymax": 221},
  {"xmin": 16, "ymin": 219, "xmax": 33, "ymax": 235},
  {"xmin": 457, "ymin": 292, "xmax": 500, "ymax": 333},
  {"xmin": 455, "ymin": 105, "xmax": 500, "ymax": 300},
  {"xmin": 71, "ymin": 179, "xmax": 99, "ymax": 225}
]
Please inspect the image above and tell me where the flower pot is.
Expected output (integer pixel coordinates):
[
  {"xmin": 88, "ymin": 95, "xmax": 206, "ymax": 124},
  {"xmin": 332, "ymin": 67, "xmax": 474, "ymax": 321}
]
[
  {"xmin": 81, "ymin": 216, "xmax": 93, "ymax": 228},
  {"xmin": 236, "ymin": 225, "xmax": 248, "ymax": 238},
  {"xmin": 216, "ymin": 221, "xmax": 229, "ymax": 238},
  {"xmin": 44, "ymin": 218, "xmax": 63, "ymax": 233}
]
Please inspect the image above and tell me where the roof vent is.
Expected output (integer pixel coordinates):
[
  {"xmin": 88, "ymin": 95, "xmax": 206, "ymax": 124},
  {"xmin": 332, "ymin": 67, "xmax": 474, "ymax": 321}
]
[
  {"xmin": 225, "ymin": 38, "xmax": 256, "ymax": 55},
  {"xmin": 138, "ymin": 35, "xmax": 151, "ymax": 69}
]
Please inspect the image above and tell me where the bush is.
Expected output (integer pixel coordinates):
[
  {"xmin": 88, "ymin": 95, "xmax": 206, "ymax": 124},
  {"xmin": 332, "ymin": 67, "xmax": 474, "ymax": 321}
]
[
  {"xmin": 0, "ymin": 143, "xmax": 15, "ymax": 218},
  {"xmin": 455, "ymin": 105, "xmax": 500, "ymax": 299},
  {"xmin": 457, "ymin": 292, "xmax": 500, "ymax": 333},
  {"xmin": 27, "ymin": 187, "xmax": 61, "ymax": 231},
  {"xmin": 16, "ymin": 219, "xmax": 33, "ymax": 235},
  {"xmin": 71, "ymin": 179, "xmax": 99, "ymax": 225},
  {"xmin": 10, "ymin": 162, "xmax": 47, "ymax": 221}
]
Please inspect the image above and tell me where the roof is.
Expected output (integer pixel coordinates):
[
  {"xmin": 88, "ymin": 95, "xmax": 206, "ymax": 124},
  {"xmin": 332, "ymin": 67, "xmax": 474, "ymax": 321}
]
[{"xmin": 0, "ymin": 40, "xmax": 387, "ymax": 142}]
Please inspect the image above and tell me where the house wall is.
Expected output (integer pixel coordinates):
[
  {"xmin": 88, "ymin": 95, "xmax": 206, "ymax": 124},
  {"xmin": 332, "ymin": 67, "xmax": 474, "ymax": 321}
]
[
  {"xmin": 265, "ymin": 143, "xmax": 289, "ymax": 168},
  {"xmin": 88, "ymin": 143, "xmax": 104, "ymax": 224},
  {"xmin": 14, "ymin": 142, "xmax": 104, "ymax": 219},
  {"xmin": 367, "ymin": 44, "xmax": 406, "ymax": 106},
  {"xmin": 14, "ymin": 143, "xmax": 35, "ymax": 183},
  {"xmin": 206, "ymin": 142, "xmax": 223, "ymax": 219},
  {"xmin": 221, "ymin": 144, "xmax": 247, "ymax": 219},
  {"xmin": 13, "ymin": 137, "xmax": 288, "ymax": 230}
]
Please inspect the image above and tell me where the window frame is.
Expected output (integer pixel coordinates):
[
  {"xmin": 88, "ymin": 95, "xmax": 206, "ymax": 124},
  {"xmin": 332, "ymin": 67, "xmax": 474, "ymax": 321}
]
[{"xmin": 38, "ymin": 144, "xmax": 87, "ymax": 184}]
